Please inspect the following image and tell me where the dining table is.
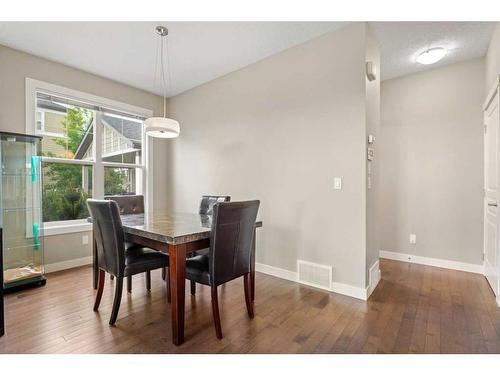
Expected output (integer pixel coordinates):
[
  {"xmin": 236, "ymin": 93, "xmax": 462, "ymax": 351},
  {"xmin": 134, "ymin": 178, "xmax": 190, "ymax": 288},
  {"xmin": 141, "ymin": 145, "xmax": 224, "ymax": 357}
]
[{"xmin": 90, "ymin": 212, "xmax": 262, "ymax": 345}]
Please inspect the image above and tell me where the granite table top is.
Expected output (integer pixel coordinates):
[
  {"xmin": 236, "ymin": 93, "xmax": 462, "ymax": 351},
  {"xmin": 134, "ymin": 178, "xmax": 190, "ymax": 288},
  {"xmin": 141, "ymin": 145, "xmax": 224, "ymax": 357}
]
[{"xmin": 89, "ymin": 212, "xmax": 263, "ymax": 246}]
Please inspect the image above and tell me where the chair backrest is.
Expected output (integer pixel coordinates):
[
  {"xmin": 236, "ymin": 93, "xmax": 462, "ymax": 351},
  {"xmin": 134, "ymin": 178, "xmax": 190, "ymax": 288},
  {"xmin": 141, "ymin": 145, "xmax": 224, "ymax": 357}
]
[
  {"xmin": 209, "ymin": 200, "xmax": 260, "ymax": 286},
  {"xmin": 104, "ymin": 195, "xmax": 144, "ymax": 215},
  {"xmin": 199, "ymin": 195, "xmax": 231, "ymax": 215},
  {"xmin": 87, "ymin": 199, "xmax": 126, "ymax": 277}
]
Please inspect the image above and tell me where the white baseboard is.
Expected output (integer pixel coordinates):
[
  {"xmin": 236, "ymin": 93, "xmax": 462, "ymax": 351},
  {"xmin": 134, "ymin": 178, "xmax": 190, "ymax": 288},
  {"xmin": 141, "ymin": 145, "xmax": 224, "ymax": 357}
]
[
  {"xmin": 255, "ymin": 262, "xmax": 297, "ymax": 282},
  {"xmin": 331, "ymin": 282, "xmax": 368, "ymax": 300},
  {"xmin": 255, "ymin": 262, "xmax": 369, "ymax": 300},
  {"xmin": 45, "ymin": 256, "xmax": 93, "ymax": 274},
  {"xmin": 367, "ymin": 260, "xmax": 381, "ymax": 298},
  {"xmin": 379, "ymin": 250, "xmax": 484, "ymax": 274}
]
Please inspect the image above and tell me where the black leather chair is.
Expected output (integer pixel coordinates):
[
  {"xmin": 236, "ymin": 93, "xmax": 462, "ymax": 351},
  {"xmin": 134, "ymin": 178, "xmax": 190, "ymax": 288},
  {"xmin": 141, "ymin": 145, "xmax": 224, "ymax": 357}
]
[
  {"xmin": 199, "ymin": 195, "xmax": 231, "ymax": 215},
  {"xmin": 104, "ymin": 195, "xmax": 144, "ymax": 215},
  {"xmin": 189, "ymin": 195, "xmax": 231, "ymax": 296},
  {"xmin": 104, "ymin": 195, "xmax": 143, "ymax": 289},
  {"xmin": 87, "ymin": 199, "xmax": 170, "ymax": 325},
  {"xmin": 104, "ymin": 195, "xmax": 168, "ymax": 292},
  {"xmin": 186, "ymin": 200, "xmax": 259, "ymax": 339}
]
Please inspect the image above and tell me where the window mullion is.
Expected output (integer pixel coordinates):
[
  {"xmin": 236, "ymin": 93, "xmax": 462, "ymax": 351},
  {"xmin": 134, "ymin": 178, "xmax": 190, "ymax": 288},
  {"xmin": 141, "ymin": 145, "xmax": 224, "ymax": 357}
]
[
  {"xmin": 94, "ymin": 111, "xmax": 105, "ymax": 199},
  {"xmin": 102, "ymin": 161, "xmax": 145, "ymax": 169}
]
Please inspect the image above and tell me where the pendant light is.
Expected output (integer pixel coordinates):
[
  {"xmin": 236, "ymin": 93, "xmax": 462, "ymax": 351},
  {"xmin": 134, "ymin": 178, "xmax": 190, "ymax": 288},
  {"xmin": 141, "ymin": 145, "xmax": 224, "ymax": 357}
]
[{"xmin": 145, "ymin": 26, "xmax": 180, "ymax": 138}]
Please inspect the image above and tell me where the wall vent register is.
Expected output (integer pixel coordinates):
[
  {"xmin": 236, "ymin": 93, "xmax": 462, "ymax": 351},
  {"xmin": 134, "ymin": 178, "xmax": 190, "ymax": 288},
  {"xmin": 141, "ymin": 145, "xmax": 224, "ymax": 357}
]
[{"xmin": 297, "ymin": 260, "xmax": 332, "ymax": 291}]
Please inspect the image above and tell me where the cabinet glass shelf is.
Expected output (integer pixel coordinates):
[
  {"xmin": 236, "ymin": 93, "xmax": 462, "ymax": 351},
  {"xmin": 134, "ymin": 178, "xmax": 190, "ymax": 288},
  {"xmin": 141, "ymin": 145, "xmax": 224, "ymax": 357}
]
[{"xmin": 1, "ymin": 132, "xmax": 46, "ymax": 290}]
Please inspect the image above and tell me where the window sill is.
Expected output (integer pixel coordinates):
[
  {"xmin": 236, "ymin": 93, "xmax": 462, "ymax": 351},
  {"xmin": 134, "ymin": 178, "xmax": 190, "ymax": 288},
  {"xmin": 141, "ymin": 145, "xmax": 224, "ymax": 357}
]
[{"xmin": 43, "ymin": 220, "xmax": 92, "ymax": 236}]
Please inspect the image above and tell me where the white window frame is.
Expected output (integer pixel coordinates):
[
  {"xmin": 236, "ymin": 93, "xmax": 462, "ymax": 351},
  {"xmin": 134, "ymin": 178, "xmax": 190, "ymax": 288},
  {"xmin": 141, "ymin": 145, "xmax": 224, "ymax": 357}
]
[
  {"xmin": 36, "ymin": 110, "xmax": 45, "ymax": 132},
  {"xmin": 26, "ymin": 78, "xmax": 155, "ymax": 236}
]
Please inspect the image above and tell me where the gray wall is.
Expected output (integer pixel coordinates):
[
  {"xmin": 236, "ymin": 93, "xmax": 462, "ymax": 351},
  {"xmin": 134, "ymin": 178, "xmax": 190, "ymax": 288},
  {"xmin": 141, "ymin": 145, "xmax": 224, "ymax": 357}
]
[
  {"xmin": 166, "ymin": 23, "xmax": 374, "ymax": 288},
  {"xmin": 379, "ymin": 58, "xmax": 485, "ymax": 265},
  {"xmin": 365, "ymin": 25, "xmax": 381, "ymax": 284},
  {"xmin": 0, "ymin": 44, "xmax": 165, "ymax": 268},
  {"xmin": 44, "ymin": 232, "xmax": 92, "ymax": 265},
  {"xmin": 486, "ymin": 22, "xmax": 500, "ymax": 94}
]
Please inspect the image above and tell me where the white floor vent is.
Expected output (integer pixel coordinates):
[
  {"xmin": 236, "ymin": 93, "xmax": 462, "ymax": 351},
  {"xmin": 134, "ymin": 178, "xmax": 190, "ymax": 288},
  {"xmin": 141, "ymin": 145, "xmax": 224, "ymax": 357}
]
[{"xmin": 297, "ymin": 260, "xmax": 332, "ymax": 291}]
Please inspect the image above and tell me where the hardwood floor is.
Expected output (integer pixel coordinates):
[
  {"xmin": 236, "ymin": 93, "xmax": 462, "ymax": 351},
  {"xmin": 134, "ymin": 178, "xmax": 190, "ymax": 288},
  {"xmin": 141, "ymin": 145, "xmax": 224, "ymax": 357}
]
[{"xmin": 1, "ymin": 258, "xmax": 500, "ymax": 353}]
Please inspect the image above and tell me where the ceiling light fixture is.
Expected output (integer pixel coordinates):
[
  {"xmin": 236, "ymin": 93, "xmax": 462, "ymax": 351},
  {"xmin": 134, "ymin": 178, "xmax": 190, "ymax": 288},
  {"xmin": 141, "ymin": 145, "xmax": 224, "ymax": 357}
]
[
  {"xmin": 144, "ymin": 26, "xmax": 180, "ymax": 139},
  {"xmin": 416, "ymin": 47, "xmax": 447, "ymax": 65}
]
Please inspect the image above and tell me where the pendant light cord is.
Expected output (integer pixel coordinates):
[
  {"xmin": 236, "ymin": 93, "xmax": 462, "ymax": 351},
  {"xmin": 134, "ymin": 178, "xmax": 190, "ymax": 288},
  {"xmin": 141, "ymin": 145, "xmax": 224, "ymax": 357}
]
[
  {"xmin": 160, "ymin": 33, "xmax": 167, "ymax": 117},
  {"xmin": 166, "ymin": 34, "xmax": 172, "ymax": 117}
]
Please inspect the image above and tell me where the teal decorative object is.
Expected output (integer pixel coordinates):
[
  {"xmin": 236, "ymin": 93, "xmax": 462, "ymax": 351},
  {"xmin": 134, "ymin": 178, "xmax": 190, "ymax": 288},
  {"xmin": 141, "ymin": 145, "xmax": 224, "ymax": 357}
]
[
  {"xmin": 33, "ymin": 223, "xmax": 39, "ymax": 251},
  {"xmin": 31, "ymin": 155, "xmax": 38, "ymax": 183}
]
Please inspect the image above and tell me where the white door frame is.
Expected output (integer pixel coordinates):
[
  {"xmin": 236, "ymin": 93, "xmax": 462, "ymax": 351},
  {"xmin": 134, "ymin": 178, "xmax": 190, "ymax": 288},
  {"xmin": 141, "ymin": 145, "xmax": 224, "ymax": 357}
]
[{"xmin": 483, "ymin": 76, "xmax": 500, "ymax": 306}]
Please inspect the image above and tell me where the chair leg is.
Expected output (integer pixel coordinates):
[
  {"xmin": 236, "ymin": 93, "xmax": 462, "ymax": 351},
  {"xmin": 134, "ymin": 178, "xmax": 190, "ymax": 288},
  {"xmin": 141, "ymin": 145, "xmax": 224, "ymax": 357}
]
[
  {"xmin": 244, "ymin": 273, "xmax": 254, "ymax": 319},
  {"xmin": 190, "ymin": 280, "xmax": 196, "ymax": 295},
  {"xmin": 250, "ymin": 271, "xmax": 255, "ymax": 302},
  {"xmin": 93, "ymin": 269, "xmax": 105, "ymax": 311},
  {"xmin": 166, "ymin": 268, "xmax": 171, "ymax": 303},
  {"xmin": 211, "ymin": 286, "xmax": 223, "ymax": 339},
  {"xmin": 146, "ymin": 271, "xmax": 151, "ymax": 291},
  {"xmin": 162, "ymin": 267, "xmax": 166, "ymax": 281},
  {"xmin": 127, "ymin": 275, "xmax": 132, "ymax": 293},
  {"xmin": 109, "ymin": 277, "xmax": 124, "ymax": 326}
]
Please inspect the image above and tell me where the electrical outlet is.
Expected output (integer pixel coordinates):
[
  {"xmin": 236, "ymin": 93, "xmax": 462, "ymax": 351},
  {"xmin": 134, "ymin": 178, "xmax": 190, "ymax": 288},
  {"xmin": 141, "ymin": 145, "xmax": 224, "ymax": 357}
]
[
  {"xmin": 409, "ymin": 234, "xmax": 417, "ymax": 244},
  {"xmin": 82, "ymin": 235, "xmax": 89, "ymax": 245}
]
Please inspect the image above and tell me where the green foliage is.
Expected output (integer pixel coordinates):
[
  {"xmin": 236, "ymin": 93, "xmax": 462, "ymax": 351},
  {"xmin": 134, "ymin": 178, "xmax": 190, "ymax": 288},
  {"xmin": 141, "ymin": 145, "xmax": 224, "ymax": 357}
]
[
  {"xmin": 55, "ymin": 107, "xmax": 91, "ymax": 155},
  {"xmin": 105, "ymin": 168, "xmax": 129, "ymax": 195},
  {"xmin": 42, "ymin": 163, "xmax": 91, "ymax": 222},
  {"xmin": 42, "ymin": 165, "xmax": 132, "ymax": 222}
]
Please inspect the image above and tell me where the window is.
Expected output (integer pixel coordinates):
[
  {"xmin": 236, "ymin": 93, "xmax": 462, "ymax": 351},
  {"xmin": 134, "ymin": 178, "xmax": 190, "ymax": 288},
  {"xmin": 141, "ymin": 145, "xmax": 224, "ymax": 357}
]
[
  {"xmin": 42, "ymin": 163, "xmax": 93, "ymax": 222},
  {"xmin": 101, "ymin": 115, "xmax": 142, "ymax": 165},
  {"xmin": 27, "ymin": 79, "xmax": 153, "ymax": 232},
  {"xmin": 36, "ymin": 97, "xmax": 96, "ymax": 223}
]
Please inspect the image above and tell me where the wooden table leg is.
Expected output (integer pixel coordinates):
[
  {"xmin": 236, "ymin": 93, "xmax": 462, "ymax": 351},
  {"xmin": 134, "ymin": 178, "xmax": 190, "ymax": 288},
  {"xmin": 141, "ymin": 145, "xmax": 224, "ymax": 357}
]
[
  {"xmin": 169, "ymin": 243, "xmax": 187, "ymax": 345},
  {"xmin": 92, "ymin": 234, "xmax": 98, "ymax": 290}
]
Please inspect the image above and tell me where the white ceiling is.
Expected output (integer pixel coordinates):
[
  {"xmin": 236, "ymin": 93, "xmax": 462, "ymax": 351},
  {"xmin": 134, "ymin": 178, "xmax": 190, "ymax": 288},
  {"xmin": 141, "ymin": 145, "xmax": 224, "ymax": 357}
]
[
  {"xmin": 370, "ymin": 22, "xmax": 496, "ymax": 80},
  {"xmin": 0, "ymin": 22, "xmax": 496, "ymax": 96},
  {"xmin": 0, "ymin": 22, "xmax": 345, "ymax": 96}
]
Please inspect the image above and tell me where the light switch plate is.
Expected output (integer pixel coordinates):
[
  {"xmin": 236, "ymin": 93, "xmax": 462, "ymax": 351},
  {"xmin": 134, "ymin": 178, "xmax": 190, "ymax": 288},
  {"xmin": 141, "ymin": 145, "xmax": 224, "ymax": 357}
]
[
  {"xmin": 409, "ymin": 234, "xmax": 417, "ymax": 244},
  {"xmin": 334, "ymin": 177, "xmax": 342, "ymax": 190}
]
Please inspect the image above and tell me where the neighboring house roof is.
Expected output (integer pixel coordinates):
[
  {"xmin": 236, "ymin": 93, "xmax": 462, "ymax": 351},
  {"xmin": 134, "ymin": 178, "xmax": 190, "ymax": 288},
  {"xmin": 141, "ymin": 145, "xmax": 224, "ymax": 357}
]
[
  {"xmin": 103, "ymin": 116, "xmax": 142, "ymax": 144},
  {"xmin": 74, "ymin": 121, "xmax": 94, "ymax": 160},
  {"xmin": 37, "ymin": 98, "xmax": 142, "ymax": 159},
  {"xmin": 37, "ymin": 98, "xmax": 67, "ymax": 113}
]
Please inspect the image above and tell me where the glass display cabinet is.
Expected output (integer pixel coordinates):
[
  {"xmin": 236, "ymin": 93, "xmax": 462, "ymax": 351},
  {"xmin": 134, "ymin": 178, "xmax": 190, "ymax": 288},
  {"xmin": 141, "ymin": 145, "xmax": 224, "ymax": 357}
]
[
  {"xmin": 1, "ymin": 227, "xmax": 4, "ymax": 336},
  {"xmin": 1, "ymin": 132, "xmax": 46, "ymax": 292}
]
